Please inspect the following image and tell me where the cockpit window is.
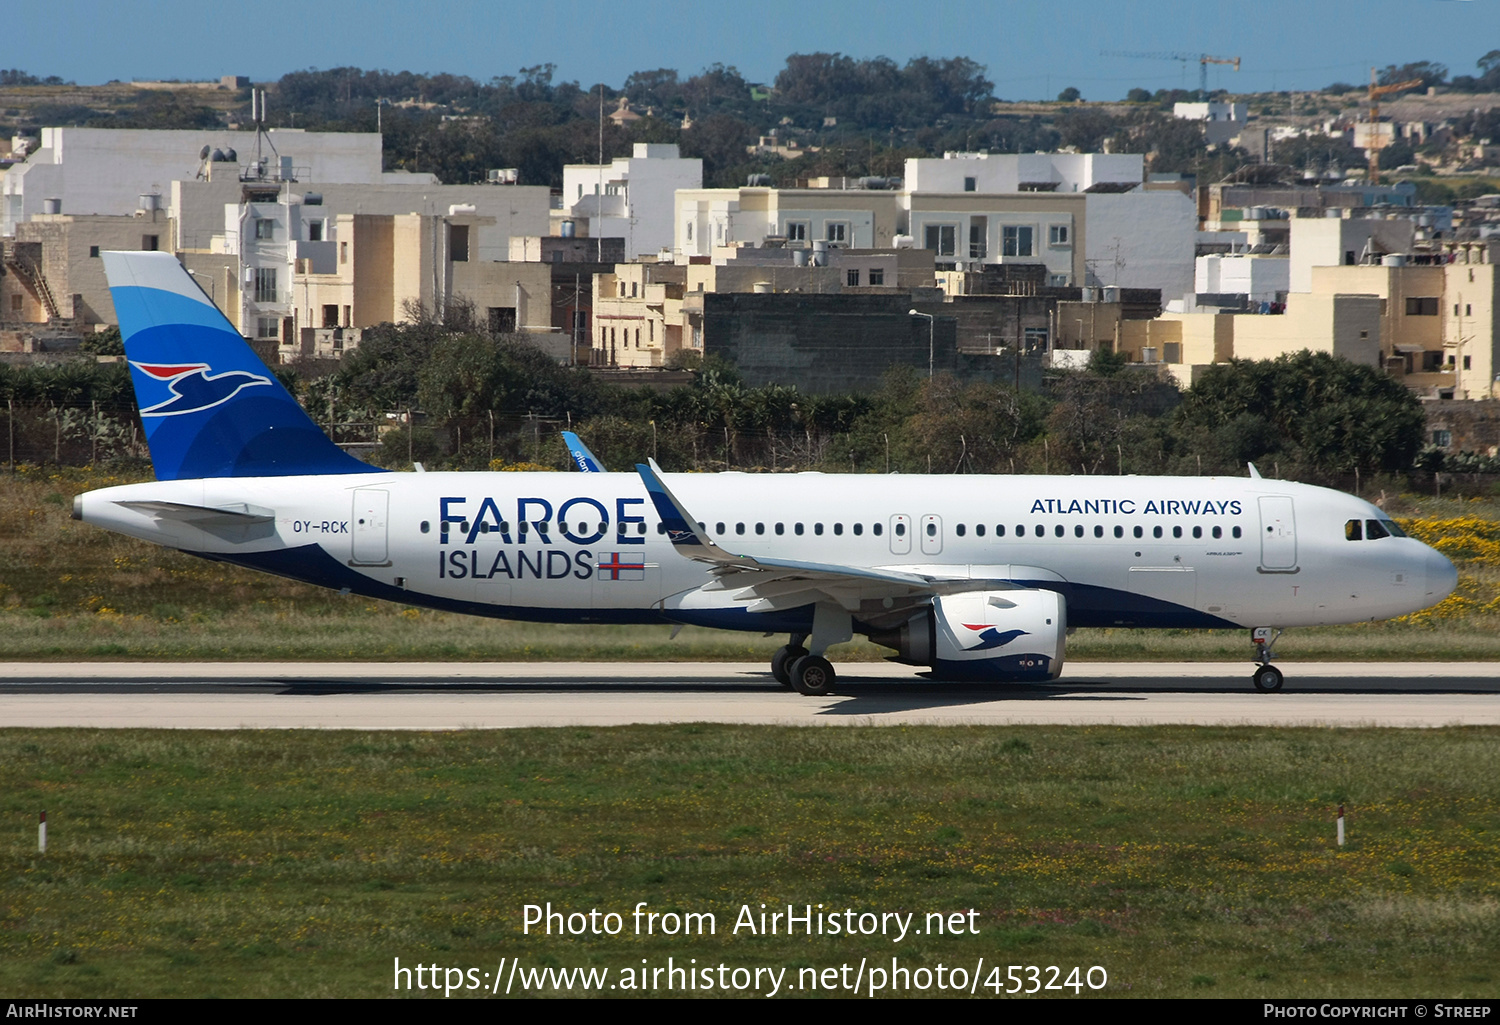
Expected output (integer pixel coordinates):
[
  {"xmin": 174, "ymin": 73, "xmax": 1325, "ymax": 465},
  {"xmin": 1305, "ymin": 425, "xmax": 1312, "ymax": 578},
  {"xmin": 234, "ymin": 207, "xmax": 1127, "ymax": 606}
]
[
  {"xmin": 1345, "ymin": 519, "xmax": 1363, "ymax": 541},
  {"xmin": 1365, "ymin": 519, "xmax": 1390, "ymax": 540},
  {"xmin": 1382, "ymin": 519, "xmax": 1407, "ymax": 538}
]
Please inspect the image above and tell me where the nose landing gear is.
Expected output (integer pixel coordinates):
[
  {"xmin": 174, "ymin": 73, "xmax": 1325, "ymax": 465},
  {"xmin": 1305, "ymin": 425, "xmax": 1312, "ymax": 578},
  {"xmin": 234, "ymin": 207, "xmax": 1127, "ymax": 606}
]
[{"xmin": 1251, "ymin": 627, "xmax": 1284, "ymax": 691}]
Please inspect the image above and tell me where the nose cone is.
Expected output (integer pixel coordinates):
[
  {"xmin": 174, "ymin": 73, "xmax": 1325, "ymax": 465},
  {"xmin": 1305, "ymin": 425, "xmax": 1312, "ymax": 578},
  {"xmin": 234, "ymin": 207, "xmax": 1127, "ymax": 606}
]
[{"xmin": 1426, "ymin": 548, "xmax": 1458, "ymax": 602}]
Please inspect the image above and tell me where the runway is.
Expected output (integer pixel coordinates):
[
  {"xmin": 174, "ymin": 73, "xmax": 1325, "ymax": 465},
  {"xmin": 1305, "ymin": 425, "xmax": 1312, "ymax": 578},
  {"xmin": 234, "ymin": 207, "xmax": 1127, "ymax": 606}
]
[{"xmin": 1, "ymin": 661, "xmax": 1497, "ymax": 729}]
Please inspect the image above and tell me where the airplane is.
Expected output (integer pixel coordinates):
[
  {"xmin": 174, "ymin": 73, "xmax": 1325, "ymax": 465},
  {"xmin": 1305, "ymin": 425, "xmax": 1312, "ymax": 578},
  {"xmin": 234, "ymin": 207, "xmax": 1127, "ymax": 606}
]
[{"xmin": 73, "ymin": 251, "xmax": 1458, "ymax": 696}]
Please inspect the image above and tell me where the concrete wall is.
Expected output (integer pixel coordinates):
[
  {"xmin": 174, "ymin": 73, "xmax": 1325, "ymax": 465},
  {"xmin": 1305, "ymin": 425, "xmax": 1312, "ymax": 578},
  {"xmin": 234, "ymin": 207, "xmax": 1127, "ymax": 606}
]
[
  {"xmin": 1289, "ymin": 217, "xmax": 1417, "ymax": 293},
  {"xmin": 1233, "ymin": 293, "xmax": 1382, "ymax": 365},
  {"xmin": 1449, "ymin": 262, "xmax": 1499, "ymax": 400},
  {"xmin": 1084, "ymin": 190, "xmax": 1195, "ymax": 300}
]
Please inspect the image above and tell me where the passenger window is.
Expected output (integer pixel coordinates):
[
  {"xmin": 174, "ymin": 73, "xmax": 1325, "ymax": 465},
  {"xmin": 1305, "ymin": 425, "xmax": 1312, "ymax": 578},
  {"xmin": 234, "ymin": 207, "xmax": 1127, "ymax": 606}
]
[
  {"xmin": 833, "ymin": 523, "xmax": 843, "ymax": 536},
  {"xmin": 1172, "ymin": 526, "xmax": 1182, "ymax": 539},
  {"xmin": 775, "ymin": 523, "xmax": 784, "ymax": 535},
  {"xmin": 638, "ymin": 523, "xmax": 646, "ymax": 535},
  {"xmin": 1232, "ymin": 526, "xmax": 1242, "ymax": 539},
  {"xmin": 1133, "ymin": 526, "xmax": 1143, "ymax": 539},
  {"xmin": 1212, "ymin": 526, "xmax": 1222, "ymax": 539},
  {"xmin": 1153, "ymin": 526, "xmax": 1163, "ymax": 539},
  {"xmin": 955, "ymin": 524, "xmax": 966, "ymax": 537},
  {"xmin": 480, "ymin": 522, "xmax": 490, "ymax": 534},
  {"xmin": 1114, "ymin": 525, "xmax": 1123, "ymax": 538},
  {"xmin": 1365, "ymin": 519, "xmax": 1389, "ymax": 540},
  {"xmin": 895, "ymin": 523, "xmax": 905, "ymax": 537},
  {"xmin": 1094, "ymin": 525, "xmax": 1104, "ymax": 538},
  {"xmin": 975, "ymin": 524, "xmax": 984, "ymax": 537},
  {"xmin": 755, "ymin": 523, "xmax": 765, "ymax": 535},
  {"xmin": 1054, "ymin": 524, "xmax": 1064, "ymax": 538},
  {"xmin": 1074, "ymin": 525, "xmax": 1084, "ymax": 538},
  {"xmin": 995, "ymin": 525, "xmax": 1005, "ymax": 537},
  {"xmin": 716, "ymin": 522, "xmax": 725, "ymax": 534},
  {"xmin": 873, "ymin": 523, "xmax": 883, "ymax": 536},
  {"xmin": 853, "ymin": 523, "xmax": 863, "ymax": 536},
  {"xmin": 736, "ymin": 523, "xmax": 745, "ymax": 535},
  {"xmin": 1192, "ymin": 526, "xmax": 1202, "ymax": 539},
  {"xmin": 1035, "ymin": 524, "xmax": 1044, "ymax": 536},
  {"xmin": 926, "ymin": 522, "xmax": 936, "ymax": 537},
  {"xmin": 657, "ymin": 523, "xmax": 666, "ymax": 534},
  {"xmin": 815, "ymin": 523, "xmax": 824, "ymax": 536},
  {"xmin": 795, "ymin": 523, "xmax": 804, "ymax": 536}
]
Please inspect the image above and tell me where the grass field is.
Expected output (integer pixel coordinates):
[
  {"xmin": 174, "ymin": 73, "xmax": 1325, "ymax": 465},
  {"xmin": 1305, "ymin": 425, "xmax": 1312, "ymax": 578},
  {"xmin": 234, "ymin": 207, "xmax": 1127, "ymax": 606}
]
[
  {"xmin": 3, "ymin": 726, "xmax": 1497, "ymax": 999},
  {"xmin": 5, "ymin": 466, "xmax": 1500, "ymax": 662}
]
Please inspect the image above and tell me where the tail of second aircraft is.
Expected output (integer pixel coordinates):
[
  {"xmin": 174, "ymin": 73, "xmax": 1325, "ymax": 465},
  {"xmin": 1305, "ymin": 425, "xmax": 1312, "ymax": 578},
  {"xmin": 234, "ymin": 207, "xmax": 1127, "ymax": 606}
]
[{"xmin": 103, "ymin": 250, "xmax": 378, "ymax": 480}]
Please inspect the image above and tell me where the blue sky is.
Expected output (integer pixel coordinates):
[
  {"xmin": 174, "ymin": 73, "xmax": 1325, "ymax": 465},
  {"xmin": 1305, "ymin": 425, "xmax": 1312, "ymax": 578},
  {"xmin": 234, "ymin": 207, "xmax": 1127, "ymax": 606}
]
[{"xmin": 10, "ymin": 0, "xmax": 1497, "ymax": 99}]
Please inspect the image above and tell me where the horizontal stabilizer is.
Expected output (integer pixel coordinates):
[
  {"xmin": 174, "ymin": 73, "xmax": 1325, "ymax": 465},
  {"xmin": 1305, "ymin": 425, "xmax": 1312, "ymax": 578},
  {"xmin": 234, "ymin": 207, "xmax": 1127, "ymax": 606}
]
[{"xmin": 116, "ymin": 499, "xmax": 277, "ymax": 543}]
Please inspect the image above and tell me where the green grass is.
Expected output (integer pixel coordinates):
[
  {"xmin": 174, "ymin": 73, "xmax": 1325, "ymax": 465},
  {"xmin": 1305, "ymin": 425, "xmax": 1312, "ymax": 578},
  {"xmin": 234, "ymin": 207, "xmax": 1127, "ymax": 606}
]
[
  {"xmin": 3, "ymin": 727, "xmax": 1498, "ymax": 998},
  {"xmin": 7, "ymin": 466, "xmax": 1500, "ymax": 662}
]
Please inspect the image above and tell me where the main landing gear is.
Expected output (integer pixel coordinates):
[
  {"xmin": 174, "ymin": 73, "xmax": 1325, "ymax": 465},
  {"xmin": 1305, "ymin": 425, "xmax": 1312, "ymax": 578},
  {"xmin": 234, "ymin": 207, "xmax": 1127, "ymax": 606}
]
[
  {"xmin": 1250, "ymin": 627, "xmax": 1284, "ymax": 691},
  {"xmin": 772, "ymin": 638, "xmax": 836, "ymax": 697}
]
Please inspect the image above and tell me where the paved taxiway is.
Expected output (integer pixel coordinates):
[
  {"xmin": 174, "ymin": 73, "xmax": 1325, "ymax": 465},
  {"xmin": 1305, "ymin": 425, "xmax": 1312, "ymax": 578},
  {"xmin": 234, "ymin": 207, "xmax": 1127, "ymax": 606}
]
[{"xmin": 1, "ymin": 661, "xmax": 1497, "ymax": 729}]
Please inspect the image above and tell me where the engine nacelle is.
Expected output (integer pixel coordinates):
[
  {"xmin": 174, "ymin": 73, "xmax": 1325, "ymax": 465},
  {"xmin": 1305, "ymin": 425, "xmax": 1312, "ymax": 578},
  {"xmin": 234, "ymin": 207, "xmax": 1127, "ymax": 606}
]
[{"xmin": 868, "ymin": 589, "xmax": 1065, "ymax": 681}]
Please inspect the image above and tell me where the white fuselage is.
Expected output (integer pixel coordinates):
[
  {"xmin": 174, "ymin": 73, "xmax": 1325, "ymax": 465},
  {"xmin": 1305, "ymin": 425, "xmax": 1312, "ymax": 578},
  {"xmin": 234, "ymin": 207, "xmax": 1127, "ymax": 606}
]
[{"xmin": 77, "ymin": 470, "xmax": 1455, "ymax": 634}]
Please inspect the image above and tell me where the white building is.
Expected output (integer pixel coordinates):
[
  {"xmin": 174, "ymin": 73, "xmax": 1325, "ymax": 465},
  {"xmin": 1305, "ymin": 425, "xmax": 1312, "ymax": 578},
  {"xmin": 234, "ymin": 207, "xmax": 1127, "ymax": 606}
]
[
  {"xmin": 1084, "ymin": 190, "xmax": 1197, "ymax": 298},
  {"xmin": 902, "ymin": 151, "xmax": 1144, "ymax": 194},
  {"xmin": 1173, "ymin": 101, "xmax": 1250, "ymax": 145},
  {"xmin": 1194, "ymin": 253, "xmax": 1291, "ymax": 303},
  {"xmin": 560, "ymin": 143, "xmax": 701, "ymax": 259},
  {"xmin": 671, "ymin": 152, "xmax": 1195, "ymax": 298},
  {"xmin": 2, "ymin": 126, "xmax": 432, "ymax": 236}
]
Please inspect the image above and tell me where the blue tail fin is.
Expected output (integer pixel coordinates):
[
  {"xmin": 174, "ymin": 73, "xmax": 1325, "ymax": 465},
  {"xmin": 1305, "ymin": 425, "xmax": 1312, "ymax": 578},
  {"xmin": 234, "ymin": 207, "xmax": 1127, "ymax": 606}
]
[
  {"xmin": 103, "ymin": 251, "xmax": 378, "ymax": 480},
  {"xmin": 561, "ymin": 430, "xmax": 606, "ymax": 472}
]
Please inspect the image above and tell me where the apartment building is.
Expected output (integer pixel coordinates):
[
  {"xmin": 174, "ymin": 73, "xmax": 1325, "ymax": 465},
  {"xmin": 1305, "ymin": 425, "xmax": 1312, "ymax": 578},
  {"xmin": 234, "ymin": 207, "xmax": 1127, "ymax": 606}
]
[
  {"xmin": 560, "ymin": 144, "xmax": 701, "ymax": 258},
  {"xmin": 288, "ymin": 212, "xmax": 555, "ymax": 361}
]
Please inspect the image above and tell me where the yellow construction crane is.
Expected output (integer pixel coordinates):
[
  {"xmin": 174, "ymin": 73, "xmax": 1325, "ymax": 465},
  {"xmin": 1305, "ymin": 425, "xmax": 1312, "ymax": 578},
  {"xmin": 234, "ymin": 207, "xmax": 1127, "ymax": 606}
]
[
  {"xmin": 1100, "ymin": 51, "xmax": 1241, "ymax": 98},
  {"xmin": 1365, "ymin": 67, "xmax": 1424, "ymax": 183}
]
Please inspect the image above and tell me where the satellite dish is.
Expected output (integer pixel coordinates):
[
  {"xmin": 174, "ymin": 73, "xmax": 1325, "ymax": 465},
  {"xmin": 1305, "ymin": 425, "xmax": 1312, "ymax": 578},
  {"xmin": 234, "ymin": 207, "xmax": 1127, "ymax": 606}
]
[{"xmin": 199, "ymin": 144, "xmax": 212, "ymax": 160}]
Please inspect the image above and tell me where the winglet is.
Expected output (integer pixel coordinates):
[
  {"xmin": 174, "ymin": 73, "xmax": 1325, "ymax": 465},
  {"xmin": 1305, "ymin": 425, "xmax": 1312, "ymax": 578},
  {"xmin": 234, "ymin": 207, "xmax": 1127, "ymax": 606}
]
[
  {"xmin": 1247, "ymin": 462, "xmax": 1262, "ymax": 479},
  {"xmin": 635, "ymin": 462, "xmax": 734, "ymax": 563},
  {"xmin": 561, "ymin": 431, "xmax": 605, "ymax": 472}
]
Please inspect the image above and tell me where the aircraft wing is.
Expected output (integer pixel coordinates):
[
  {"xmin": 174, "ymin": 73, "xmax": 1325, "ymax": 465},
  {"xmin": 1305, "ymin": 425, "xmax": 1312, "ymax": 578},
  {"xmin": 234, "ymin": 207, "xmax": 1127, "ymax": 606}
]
[{"xmin": 635, "ymin": 462, "xmax": 1041, "ymax": 614}]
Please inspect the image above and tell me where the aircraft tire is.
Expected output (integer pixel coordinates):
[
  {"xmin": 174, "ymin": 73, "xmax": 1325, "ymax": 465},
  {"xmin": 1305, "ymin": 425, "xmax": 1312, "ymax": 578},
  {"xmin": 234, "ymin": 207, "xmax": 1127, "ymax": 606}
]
[
  {"xmin": 1252, "ymin": 665, "xmax": 1284, "ymax": 692},
  {"xmin": 789, "ymin": 655, "xmax": 836, "ymax": 697},
  {"xmin": 771, "ymin": 645, "xmax": 807, "ymax": 688}
]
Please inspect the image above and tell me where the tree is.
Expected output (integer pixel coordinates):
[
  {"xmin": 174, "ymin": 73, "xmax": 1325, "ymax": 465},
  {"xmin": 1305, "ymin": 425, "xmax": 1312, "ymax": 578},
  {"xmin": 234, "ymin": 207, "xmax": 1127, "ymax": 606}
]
[
  {"xmin": 1173, "ymin": 353, "xmax": 1425, "ymax": 475},
  {"xmin": 1056, "ymin": 87, "xmax": 1081, "ymax": 103},
  {"xmin": 1126, "ymin": 88, "xmax": 1153, "ymax": 103},
  {"xmin": 1378, "ymin": 62, "xmax": 1447, "ymax": 88}
]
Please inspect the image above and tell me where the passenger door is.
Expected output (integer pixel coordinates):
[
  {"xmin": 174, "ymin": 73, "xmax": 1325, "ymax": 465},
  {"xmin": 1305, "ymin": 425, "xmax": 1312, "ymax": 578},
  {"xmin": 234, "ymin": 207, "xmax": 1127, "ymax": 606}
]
[{"xmin": 1258, "ymin": 496, "xmax": 1298, "ymax": 570}]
